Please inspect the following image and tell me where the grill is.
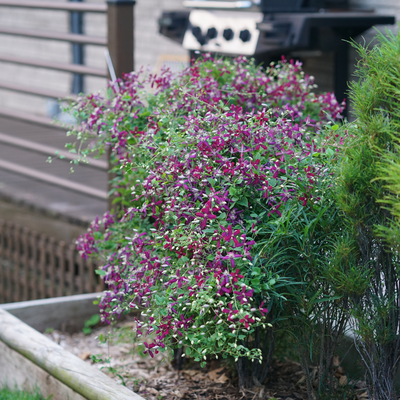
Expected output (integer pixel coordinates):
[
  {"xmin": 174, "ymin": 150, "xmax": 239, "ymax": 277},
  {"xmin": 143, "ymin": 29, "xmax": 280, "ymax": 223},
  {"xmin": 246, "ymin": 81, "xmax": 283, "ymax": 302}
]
[{"xmin": 159, "ymin": 0, "xmax": 395, "ymax": 112}]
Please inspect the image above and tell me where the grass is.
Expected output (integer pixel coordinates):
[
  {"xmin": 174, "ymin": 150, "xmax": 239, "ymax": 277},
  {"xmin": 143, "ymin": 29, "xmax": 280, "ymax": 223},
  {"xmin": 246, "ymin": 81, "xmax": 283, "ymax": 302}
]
[{"xmin": 0, "ymin": 387, "xmax": 51, "ymax": 400}]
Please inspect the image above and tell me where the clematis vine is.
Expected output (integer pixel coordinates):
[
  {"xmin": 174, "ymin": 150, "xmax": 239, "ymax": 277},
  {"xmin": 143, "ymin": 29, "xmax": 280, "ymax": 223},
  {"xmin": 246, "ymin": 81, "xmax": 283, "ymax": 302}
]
[{"xmin": 68, "ymin": 55, "xmax": 346, "ymax": 367}]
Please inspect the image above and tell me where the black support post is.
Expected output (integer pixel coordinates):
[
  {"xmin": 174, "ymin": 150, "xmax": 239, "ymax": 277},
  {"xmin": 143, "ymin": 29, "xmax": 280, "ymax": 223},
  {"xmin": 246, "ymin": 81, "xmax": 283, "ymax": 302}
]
[{"xmin": 333, "ymin": 31, "xmax": 349, "ymax": 119}]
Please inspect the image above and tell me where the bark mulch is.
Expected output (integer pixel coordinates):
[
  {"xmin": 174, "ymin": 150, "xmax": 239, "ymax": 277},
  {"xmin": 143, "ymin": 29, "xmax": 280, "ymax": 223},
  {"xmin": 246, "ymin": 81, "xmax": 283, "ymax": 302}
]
[{"xmin": 45, "ymin": 319, "xmax": 369, "ymax": 400}]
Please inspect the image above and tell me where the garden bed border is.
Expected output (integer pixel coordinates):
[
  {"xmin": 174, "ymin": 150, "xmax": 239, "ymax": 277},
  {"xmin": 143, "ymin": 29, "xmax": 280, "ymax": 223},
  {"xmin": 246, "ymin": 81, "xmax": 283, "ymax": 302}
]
[{"xmin": 0, "ymin": 293, "xmax": 144, "ymax": 400}]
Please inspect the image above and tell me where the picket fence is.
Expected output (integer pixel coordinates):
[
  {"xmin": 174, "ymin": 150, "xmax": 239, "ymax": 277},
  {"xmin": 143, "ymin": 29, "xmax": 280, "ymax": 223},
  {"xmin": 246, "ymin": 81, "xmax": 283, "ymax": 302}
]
[{"xmin": 0, "ymin": 220, "xmax": 103, "ymax": 303}]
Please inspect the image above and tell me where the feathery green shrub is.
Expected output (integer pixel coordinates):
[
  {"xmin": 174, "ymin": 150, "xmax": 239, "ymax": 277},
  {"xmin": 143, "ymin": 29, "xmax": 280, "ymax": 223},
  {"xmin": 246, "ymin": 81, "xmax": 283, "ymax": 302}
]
[{"xmin": 335, "ymin": 29, "xmax": 400, "ymax": 399}]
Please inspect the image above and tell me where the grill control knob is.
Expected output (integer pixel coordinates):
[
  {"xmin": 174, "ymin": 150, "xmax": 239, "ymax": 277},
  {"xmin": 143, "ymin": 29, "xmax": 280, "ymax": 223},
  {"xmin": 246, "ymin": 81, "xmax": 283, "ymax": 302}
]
[
  {"xmin": 197, "ymin": 36, "xmax": 206, "ymax": 45},
  {"xmin": 192, "ymin": 26, "xmax": 206, "ymax": 45},
  {"xmin": 239, "ymin": 29, "xmax": 251, "ymax": 42},
  {"xmin": 207, "ymin": 27, "xmax": 218, "ymax": 39},
  {"xmin": 223, "ymin": 28, "xmax": 234, "ymax": 41},
  {"xmin": 192, "ymin": 26, "xmax": 202, "ymax": 39}
]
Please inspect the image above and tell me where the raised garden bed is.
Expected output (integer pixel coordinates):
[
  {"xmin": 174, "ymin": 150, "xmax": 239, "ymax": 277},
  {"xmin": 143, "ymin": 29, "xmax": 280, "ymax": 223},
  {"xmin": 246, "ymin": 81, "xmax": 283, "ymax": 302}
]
[{"xmin": 0, "ymin": 294, "xmax": 143, "ymax": 400}]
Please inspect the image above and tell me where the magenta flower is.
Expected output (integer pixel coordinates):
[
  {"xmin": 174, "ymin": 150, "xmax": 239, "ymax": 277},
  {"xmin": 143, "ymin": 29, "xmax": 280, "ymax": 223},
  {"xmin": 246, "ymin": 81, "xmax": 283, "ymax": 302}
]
[
  {"xmin": 143, "ymin": 342, "xmax": 158, "ymax": 358},
  {"xmin": 196, "ymin": 200, "xmax": 217, "ymax": 228},
  {"xmin": 222, "ymin": 252, "xmax": 242, "ymax": 268}
]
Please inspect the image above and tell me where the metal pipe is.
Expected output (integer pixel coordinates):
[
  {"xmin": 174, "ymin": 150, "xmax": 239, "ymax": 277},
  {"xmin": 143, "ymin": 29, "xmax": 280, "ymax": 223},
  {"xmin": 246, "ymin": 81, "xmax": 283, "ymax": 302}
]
[
  {"xmin": 0, "ymin": 54, "xmax": 107, "ymax": 77},
  {"xmin": 0, "ymin": 0, "xmax": 106, "ymax": 13},
  {"xmin": 0, "ymin": 27, "xmax": 107, "ymax": 45}
]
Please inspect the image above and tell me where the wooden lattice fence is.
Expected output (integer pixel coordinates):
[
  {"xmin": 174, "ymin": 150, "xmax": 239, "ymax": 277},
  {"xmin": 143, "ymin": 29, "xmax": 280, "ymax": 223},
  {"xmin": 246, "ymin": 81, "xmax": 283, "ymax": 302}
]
[{"xmin": 0, "ymin": 220, "xmax": 103, "ymax": 304}]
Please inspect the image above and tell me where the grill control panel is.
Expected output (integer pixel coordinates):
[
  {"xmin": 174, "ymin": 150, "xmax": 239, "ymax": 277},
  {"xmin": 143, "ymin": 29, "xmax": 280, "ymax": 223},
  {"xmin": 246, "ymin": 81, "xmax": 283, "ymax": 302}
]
[{"xmin": 182, "ymin": 10, "xmax": 263, "ymax": 56}]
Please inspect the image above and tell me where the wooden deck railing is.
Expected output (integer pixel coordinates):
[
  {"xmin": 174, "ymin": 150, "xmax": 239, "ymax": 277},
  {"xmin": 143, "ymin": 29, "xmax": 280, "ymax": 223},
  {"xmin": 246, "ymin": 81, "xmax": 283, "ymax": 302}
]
[
  {"xmin": 0, "ymin": 0, "xmax": 135, "ymax": 122},
  {"xmin": 0, "ymin": 219, "xmax": 104, "ymax": 304},
  {"xmin": 0, "ymin": 0, "xmax": 135, "ymax": 202},
  {"xmin": 0, "ymin": 2, "xmax": 136, "ymax": 302}
]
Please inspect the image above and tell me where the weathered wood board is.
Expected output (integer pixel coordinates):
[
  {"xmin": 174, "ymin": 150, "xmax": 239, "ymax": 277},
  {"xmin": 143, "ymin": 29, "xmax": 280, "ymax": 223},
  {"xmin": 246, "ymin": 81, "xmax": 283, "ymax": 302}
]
[
  {"xmin": 0, "ymin": 293, "xmax": 101, "ymax": 333},
  {"xmin": 0, "ymin": 308, "xmax": 144, "ymax": 400},
  {"xmin": 0, "ymin": 340, "xmax": 86, "ymax": 400}
]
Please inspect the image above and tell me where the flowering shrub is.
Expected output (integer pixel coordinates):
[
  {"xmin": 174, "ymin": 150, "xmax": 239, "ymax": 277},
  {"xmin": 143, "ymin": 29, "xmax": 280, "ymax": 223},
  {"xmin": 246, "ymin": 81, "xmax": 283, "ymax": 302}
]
[{"xmin": 67, "ymin": 56, "xmax": 345, "ymax": 390}]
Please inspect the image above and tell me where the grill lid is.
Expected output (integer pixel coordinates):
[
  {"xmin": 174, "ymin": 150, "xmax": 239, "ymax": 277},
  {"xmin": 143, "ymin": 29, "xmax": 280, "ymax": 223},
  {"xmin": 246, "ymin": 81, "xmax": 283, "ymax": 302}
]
[{"xmin": 182, "ymin": 0, "xmax": 349, "ymax": 12}]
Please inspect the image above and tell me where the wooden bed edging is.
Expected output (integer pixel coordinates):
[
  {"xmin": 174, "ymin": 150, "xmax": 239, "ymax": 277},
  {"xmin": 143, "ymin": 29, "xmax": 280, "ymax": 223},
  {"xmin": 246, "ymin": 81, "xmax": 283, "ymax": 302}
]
[
  {"xmin": 0, "ymin": 309, "xmax": 144, "ymax": 400},
  {"xmin": 0, "ymin": 292, "xmax": 102, "ymax": 333}
]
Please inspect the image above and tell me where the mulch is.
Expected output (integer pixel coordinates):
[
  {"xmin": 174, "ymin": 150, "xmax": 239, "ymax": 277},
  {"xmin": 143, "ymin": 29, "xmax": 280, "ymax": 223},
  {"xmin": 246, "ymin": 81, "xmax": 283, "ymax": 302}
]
[{"xmin": 44, "ymin": 319, "xmax": 369, "ymax": 400}]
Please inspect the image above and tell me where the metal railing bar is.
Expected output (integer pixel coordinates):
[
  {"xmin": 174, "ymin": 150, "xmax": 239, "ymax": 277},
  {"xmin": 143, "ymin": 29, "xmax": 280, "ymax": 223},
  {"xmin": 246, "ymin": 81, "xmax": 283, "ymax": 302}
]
[
  {"xmin": 0, "ymin": 1, "xmax": 107, "ymax": 13},
  {"xmin": 0, "ymin": 133, "xmax": 108, "ymax": 171},
  {"xmin": 0, "ymin": 27, "xmax": 107, "ymax": 46},
  {"xmin": 0, "ymin": 159, "xmax": 107, "ymax": 200},
  {"xmin": 0, "ymin": 54, "xmax": 107, "ymax": 77},
  {"xmin": 0, "ymin": 81, "xmax": 76, "ymax": 100}
]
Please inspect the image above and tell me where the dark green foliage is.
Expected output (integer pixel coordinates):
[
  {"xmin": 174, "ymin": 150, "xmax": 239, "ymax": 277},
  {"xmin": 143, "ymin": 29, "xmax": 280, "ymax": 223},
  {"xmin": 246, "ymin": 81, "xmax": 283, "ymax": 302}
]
[
  {"xmin": 335, "ymin": 28, "xmax": 400, "ymax": 400},
  {"xmin": 260, "ymin": 177, "xmax": 350, "ymax": 399}
]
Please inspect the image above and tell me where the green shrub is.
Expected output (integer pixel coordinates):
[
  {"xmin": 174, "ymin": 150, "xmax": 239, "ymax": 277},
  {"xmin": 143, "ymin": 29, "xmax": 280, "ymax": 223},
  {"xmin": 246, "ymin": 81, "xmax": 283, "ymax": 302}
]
[{"xmin": 335, "ymin": 28, "xmax": 400, "ymax": 399}]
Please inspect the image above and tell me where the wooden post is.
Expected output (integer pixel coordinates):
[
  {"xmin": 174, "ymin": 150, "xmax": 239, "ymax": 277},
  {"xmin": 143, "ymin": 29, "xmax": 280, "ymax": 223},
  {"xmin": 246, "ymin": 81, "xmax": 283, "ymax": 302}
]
[
  {"xmin": 106, "ymin": 0, "xmax": 135, "ymax": 211},
  {"xmin": 107, "ymin": 0, "xmax": 135, "ymax": 78}
]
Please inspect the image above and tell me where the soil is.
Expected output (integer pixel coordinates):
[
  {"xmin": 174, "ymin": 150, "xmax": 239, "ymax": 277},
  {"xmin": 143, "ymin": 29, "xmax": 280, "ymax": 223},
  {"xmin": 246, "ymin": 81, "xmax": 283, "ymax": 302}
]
[{"xmin": 44, "ymin": 318, "xmax": 369, "ymax": 400}]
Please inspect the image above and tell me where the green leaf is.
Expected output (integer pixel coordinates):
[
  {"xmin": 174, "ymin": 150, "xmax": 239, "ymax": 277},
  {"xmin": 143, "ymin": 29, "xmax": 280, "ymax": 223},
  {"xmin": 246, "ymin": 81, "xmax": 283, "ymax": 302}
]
[
  {"xmin": 155, "ymin": 295, "xmax": 164, "ymax": 305},
  {"xmin": 237, "ymin": 198, "xmax": 249, "ymax": 207},
  {"xmin": 82, "ymin": 327, "xmax": 92, "ymax": 335},
  {"xmin": 95, "ymin": 269, "xmax": 106, "ymax": 276},
  {"xmin": 326, "ymin": 148, "xmax": 335, "ymax": 156},
  {"xmin": 207, "ymin": 178, "xmax": 215, "ymax": 186},
  {"xmin": 251, "ymin": 278, "xmax": 260, "ymax": 286},
  {"xmin": 229, "ymin": 186, "xmax": 237, "ymax": 196},
  {"xmin": 314, "ymin": 295, "xmax": 342, "ymax": 303},
  {"xmin": 83, "ymin": 314, "xmax": 100, "ymax": 335}
]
